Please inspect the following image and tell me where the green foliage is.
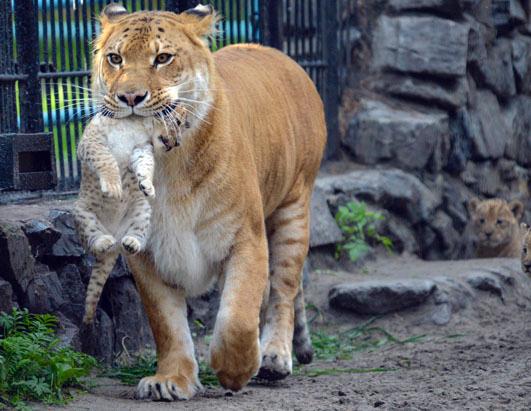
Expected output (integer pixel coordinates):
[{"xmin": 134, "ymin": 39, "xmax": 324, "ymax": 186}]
[
  {"xmin": 310, "ymin": 318, "xmax": 425, "ymax": 362},
  {"xmin": 0, "ymin": 308, "xmax": 96, "ymax": 409},
  {"xmin": 335, "ymin": 201, "xmax": 393, "ymax": 261}
]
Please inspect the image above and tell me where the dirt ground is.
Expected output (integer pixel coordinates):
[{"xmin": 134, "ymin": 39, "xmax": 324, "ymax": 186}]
[{"xmin": 40, "ymin": 256, "xmax": 531, "ymax": 411}]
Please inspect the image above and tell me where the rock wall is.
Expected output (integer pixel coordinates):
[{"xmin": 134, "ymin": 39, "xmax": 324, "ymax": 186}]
[{"xmin": 335, "ymin": 0, "xmax": 531, "ymax": 260}]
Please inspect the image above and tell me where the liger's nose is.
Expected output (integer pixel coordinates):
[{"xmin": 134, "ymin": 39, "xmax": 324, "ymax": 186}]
[{"xmin": 117, "ymin": 91, "xmax": 148, "ymax": 107}]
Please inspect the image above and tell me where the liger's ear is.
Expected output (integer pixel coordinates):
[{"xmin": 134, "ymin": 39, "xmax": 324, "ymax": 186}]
[
  {"xmin": 180, "ymin": 4, "xmax": 219, "ymax": 40},
  {"xmin": 100, "ymin": 2, "xmax": 129, "ymax": 26},
  {"xmin": 510, "ymin": 200, "xmax": 524, "ymax": 221},
  {"xmin": 468, "ymin": 197, "xmax": 480, "ymax": 214}
]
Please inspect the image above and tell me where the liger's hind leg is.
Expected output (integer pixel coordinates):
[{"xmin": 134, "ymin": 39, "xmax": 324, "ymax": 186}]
[{"xmin": 258, "ymin": 189, "xmax": 312, "ymax": 380}]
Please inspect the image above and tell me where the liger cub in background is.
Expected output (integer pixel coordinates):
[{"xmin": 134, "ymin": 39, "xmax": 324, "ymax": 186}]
[
  {"xmin": 90, "ymin": 3, "xmax": 325, "ymax": 400},
  {"xmin": 468, "ymin": 198, "xmax": 525, "ymax": 258},
  {"xmin": 73, "ymin": 114, "xmax": 180, "ymax": 325},
  {"xmin": 520, "ymin": 224, "xmax": 531, "ymax": 276}
]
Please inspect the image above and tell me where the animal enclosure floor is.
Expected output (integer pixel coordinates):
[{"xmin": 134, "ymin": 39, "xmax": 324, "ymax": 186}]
[{"xmin": 41, "ymin": 257, "xmax": 531, "ymax": 411}]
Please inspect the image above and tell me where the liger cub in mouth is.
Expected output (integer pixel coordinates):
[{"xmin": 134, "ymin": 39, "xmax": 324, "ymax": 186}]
[
  {"xmin": 74, "ymin": 114, "xmax": 180, "ymax": 325},
  {"xmin": 90, "ymin": 3, "xmax": 326, "ymax": 400},
  {"xmin": 468, "ymin": 198, "xmax": 525, "ymax": 258}
]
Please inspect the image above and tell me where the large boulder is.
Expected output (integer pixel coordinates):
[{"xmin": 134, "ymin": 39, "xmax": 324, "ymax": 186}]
[
  {"xmin": 503, "ymin": 95, "xmax": 531, "ymax": 166},
  {"xmin": 22, "ymin": 219, "xmax": 61, "ymax": 260},
  {"xmin": 345, "ymin": 99, "xmax": 449, "ymax": 170},
  {"xmin": 329, "ymin": 279, "xmax": 437, "ymax": 315},
  {"xmin": 80, "ymin": 309, "xmax": 115, "ymax": 363},
  {"xmin": 373, "ymin": 15, "xmax": 469, "ymax": 77},
  {"xmin": 49, "ymin": 209, "xmax": 84, "ymax": 259},
  {"xmin": 24, "ymin": 267, "xmax": 65, "ymax": 314},
  {"xmin": 0, "ymin": 280, "xmax": 16, "ymax": 312},
  {"xmin": 371, "ymin": 73, "xmax": 468, "ymax": 110},
  {"xmin": 464, "ymin": 90, "xmax": 511, "ymax": 160},
  {"xmin": 473, "ymin": 38, "xmax": 517, "ymax": 99},
  {"xmin": 512, "ymin": 34, "xmax": 531, "ymax": 95},
  {"xmin": 309, "ymin": 187, "xmax": 343, "ymax": 247},
  {"xmin": 104, "ymin": 277, "xmax": 154, "ymax": 355},
  {"xmin": 0, "ymin": 220, "xmax": 35, "ymax": 294},
  {"xmin": 387, "ymin": 0, "xmax": 464, "ymax": 15},
  {"xmin": 315, "ymin": 169, "xmax": 441, "ymax": 224}
]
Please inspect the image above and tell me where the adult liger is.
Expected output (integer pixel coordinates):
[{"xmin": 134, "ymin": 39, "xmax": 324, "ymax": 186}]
[{"xmin": 92, "ymin": 3, "xmax": 326, "ymax": 399}]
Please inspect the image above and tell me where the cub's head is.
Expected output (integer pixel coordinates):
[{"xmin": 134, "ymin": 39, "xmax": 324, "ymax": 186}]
[
  {"xmin": 92, "ymin": 3, "xmax": 217, "ymax": 129},
  {"xmin": 468, "ymin": 198, "xmax": 524, "ymax": 249},
  {"xmin": 521, "ymin": 223, "xmax": 531, "ymax": 276}
]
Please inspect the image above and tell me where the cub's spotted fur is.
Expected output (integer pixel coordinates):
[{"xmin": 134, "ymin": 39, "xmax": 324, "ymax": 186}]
[
  {"xmin": 73, "ymin": 114, "xmax": 177, "ymax": 324},
  {"xmin": 468, "ymin": 198, "xmax": 525, "ymax": 258}
]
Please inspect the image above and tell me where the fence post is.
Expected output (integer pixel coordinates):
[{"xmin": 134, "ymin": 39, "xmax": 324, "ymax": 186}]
[
  {"xmin": 322, "ymin": 0, "xmax": 340, "ymax": 160},
  {"xmin": 14, "ymin": 0, "xmax": 43, "ymax": 134},
  {"xmin": 260, "ymin": 0, "xmax": 283, "ymax": 49}
]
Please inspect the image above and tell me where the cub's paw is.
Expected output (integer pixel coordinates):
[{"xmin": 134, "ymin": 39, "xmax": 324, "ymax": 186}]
[
  {"xmin": 121, "ymin": 236, "xmax": 143, "ymax": 255},
  {"xmin": 210, "ymin": 326, "xmax": 260, "ymax": 391},
  {"xmin": 100, "ymin": 177, "xmax": 122, "ymax": 200},
  {"xmin": 139, "ymin": 180, "xmax": 156, "ymax": 198},
  {"xmin": 91, "ymin": 235, "xmax": 116, "ymax": 255},
  {"xmin": 257, "ymin": 340, "xmax": 293, "ymax": 381},
  {"xmin": 135, "ymin": 374, "xmax": 201, "ymax": 401}
]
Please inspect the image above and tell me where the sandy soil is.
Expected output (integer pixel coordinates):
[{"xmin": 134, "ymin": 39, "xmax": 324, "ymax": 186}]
[{"xmin": 40, "ymin": 257, "xmax": 531, "ymax": 411}]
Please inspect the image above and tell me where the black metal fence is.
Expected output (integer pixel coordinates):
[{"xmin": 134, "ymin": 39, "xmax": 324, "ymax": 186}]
[{"xmin": 0, "ymin": 0, "xmax": 344, "ymax": 195}]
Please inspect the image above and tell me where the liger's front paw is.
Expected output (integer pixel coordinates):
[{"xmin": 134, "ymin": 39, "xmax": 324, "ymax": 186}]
[
  {"xmin": 121, "ymin": 236, "xmax": 143, "ymax": 255},
  {"xmin": 210, "ymin": 327, "xmax": 260, "ymax": 391},
  {"xmin": 257, "ymin": 340, "xmax": 293, "ymax": 381},
  {"xmin": 135, "ymin": 374, "xmax": 201, "ymax": 401}
]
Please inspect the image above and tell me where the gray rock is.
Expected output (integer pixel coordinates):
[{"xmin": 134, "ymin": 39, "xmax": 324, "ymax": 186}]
[
  {"xmin": 345, "ymin": 99, "xmax": 449, "ymax": 170},
  {"xmin": 464, "ymin": 90, "xmax": 511, "ymax": 159},
  {"xmin": 24, "ymin": 268, "xmax": 65, "ymax": 314},
  {"xmin": 431, "ymin": 302, "xmax": 452, "ymax": 325},
  {"xmin": 49, "ymin": 209, "xmax": 84, "ymax": 258},
  {"xmin": 431, "ymin": 211, "xmax": 460, "ymax": 259},
  {"xmin": 372, "ymin": 73, "xmax": 468, "ymax": 110},
  {"xmin": 466, "ymin": 15, "xmax": 494, "ymax": 68},
  {"xmin": 503, "ymin": 95, "xmax": 531, "ymax": 166},
  {"xmin": 0, "ymin": 220, "xmax": 35, "ymax": 293},
  {"xmin": 382, "ymin": 214, "xmax": 419, "ymax": 254},
  {"xmin": 466, "ymin": 271, "xmax": 503, "ymax": 298},
  {"xmin": 512, "ymin": 35, "xmax": 531, "ymax": 94},
  {"xmin": 329, "ymin": 279, "xmax": 437, "ymax": 315},
  {"xmin": 56, "ymin": 312, "xmax": 81, "ymax": 350},
  {"xmin": 57, "ymin": 264, "xmax": 86, "ymax": 306},
  {"xmin": 388, "ymin": 0, "xmax": 463, "ymax": 14},
  {"xmin": 509, "ymin": 0, "xmax": 527, "ymax": 24},
  {"xmin": 464, "ymin": 0, "xmax": 493, "ymax": 25},
  {"xmin": 373, "ymin": 15, "xmax": 469, "ymax": 77},
  {"xmin": 80, "ymin": 309, "xmax": 115, "ymax": 363},
  {"xmin": 23, "ymin": 219, "xmax": 61, "ymax": 260},
  {"xmin": 316, "ymin": 169, "xmax": 441, "ymax": 224},
  {"xmin": 105, "ymin": 277, "xmax": 154, "ymax": 355},
  {"xmin": 188, "ymin": 288, "xmax": 221, "ymax": 332},
  {"xmin": 461, "ymin": 161, "xmax": 502, "ymax": 196},
  {"xmin": 0, "ymin": 280, "xmax": 15, "ymax": 312},
  {"xmin": 310, "ymin": 187, "xmax": 343, "ymax": 248},
  {"xmin": 474, "ymin": 39, "xmax": 516, "ymax": 99}
]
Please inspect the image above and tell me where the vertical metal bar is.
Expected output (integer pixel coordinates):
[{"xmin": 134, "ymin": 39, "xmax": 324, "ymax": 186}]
[
  {"xmin": 260, "ymin": 0, "xmax": 282, "ymax": 49},
  {"xmin": 243, "ymin": 0, "xmax": 249, "ymax": 42},
  {"xmin": 321, "ymin": 0, "xmax": 339, "ymax": 160},
  {"xmin": 14, "ymin": 0, "xmax": 44, "ymax": 133}
]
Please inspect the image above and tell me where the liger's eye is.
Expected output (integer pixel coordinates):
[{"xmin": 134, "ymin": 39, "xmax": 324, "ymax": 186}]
[
  {"xmin": 155, "ymin": 53, "xmax": 173, "ymax": 66},
  {"xmin": 524, "ymin": 247, "xmax": 528, "ymax": 254},
  {"xmin": 107, "ymin": 53, "xmax": 122, "ymax": 65},
  {"xmin": 479, "ymin": 218, "xmax": 485, "ymax": 224},
  {"xmin": 496, "ymin": 219, "xmax": 504, "ymax": 225}
]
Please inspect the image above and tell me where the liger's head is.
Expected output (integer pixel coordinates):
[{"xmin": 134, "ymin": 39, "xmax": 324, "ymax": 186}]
[{"xmin": 92, "ymin": 3, "xmax": 217, "ymax": 130}]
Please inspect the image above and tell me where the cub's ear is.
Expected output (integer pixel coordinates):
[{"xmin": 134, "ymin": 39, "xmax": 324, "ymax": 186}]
[
  {"xmin": 468, "ymin": 197, "xmax": 480, "ymax": 214},
  {"xmin": 100, "ymin": 2, "xmax": 128, "ymax": 25},
  {"xmin": 180, "ymin": 4, "xmax": 218, "ymax": 39},
  {"xmin": 509, "ymin": 200, "xmax": 524, "ymax": 221}
]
